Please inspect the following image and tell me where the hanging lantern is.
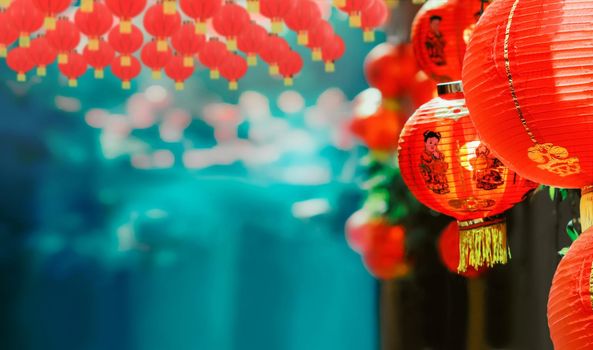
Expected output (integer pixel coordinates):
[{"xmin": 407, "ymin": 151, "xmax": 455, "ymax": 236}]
[
  {"xmin": 80, "ymin": 0, "xmax": 93, "ymax": 13},
  {"xmin": 163, "ymin": 0, "xmax": 176, "ymax": 14},
  {"xmin": 171, "ymin": 22, "xmax": 205, "ymax": 68},
  {"xmin": 141, "ymin": 40, "xmax": 172, "ymax": 79},
  {"xmin": 6, "ymin": 46, "xmax": 34, "ymax": 81},
  {"xmin": 46, "ymin": 17, "xmax": 81, "ymax": 64},
  {"xmin": 246, "ymin": 0, "xmax": 259, "ymax": 13},
  {"xmin": 364, "ymin": 43, "xmax": 418, "ymax": 99},
  {"xmin": 83, "ymin": 39, "xmax": 115, "ymax": 79},
  {"xmin": 58, "ymin": 52, "xmax": 87, "ymax": 87},
  {"xmin": 74, "ymin": 2, "xmax": 114, "ymax": 52},
  {"xmin": 237, "ymin": 23, "xmax": 267, "ymax": 66},
  {"xmin": 306, "ymin": 20, "xmax": 333, "ymax": 61},
  {"xmin": 412, "ymin": 0, "xmax": 484, "ymax": 83},
  {"xmin": 219, "ymin": 53, "xmax": 248, "ymax": 90},
  {"xmin": 212, "ymin": 3, "xmax": 250, "ymax": 52},
  {"xmin": 7, "ymin": 0, "xmax": 44, "ymax": 47},
  {"xmin": 259, "ymin": 34, "xmax": 290, "ymax": 76},
  {"xmin": 409, "ymin": 70, "xmax": 437, "ymax": 110},
  {"xmin": 0, "ymin": 10, "xmax": 18, "ymax": 57},
  {"xmin": 350, "ymin": 104, "xmax": 404, "ymax": 152},
  {"xmin": 321, "ymin": 34, "xmax": 345, "ymax": 73},
  {"xmin": 438, "ymin": 221, "xmax": 485, "ymax": 278},
  {"xmin": 165, "ymin": 55, "xmax": 195, "ymax": 90},
  {"xmin": 111, "ymin": 54, "xmax": 141, "ymax": 89},
  {"xmin": 108, "ymin": 23, "xmax": 143, "ymax": 67},
  {"xmin": 143, "ymin": 2, "xmax": 181, "ymax": 53},
  {"xmin": 284, "ymin": 0, "xmax": 321, "ymax": 46},
  {"xmin": 31, "ymin": 0, "xmax": 71, "ymax": 30},
  {"xmin": 278, "ymin": 49, "xmax": 303, "ymax": 86},
  {"xmin": 547, "ymin": 228, "xmax": 593, "ymax": 350},
  {"xmin": 28, "ymin": 36, "xmax": 57, "ymax": 76},
  {"xmin": 362, "ymin": 223, "xmax": 409, "ymax": 280},
  {"xmin": 337, "ymin": 0, "xmax": 372, "ymax": 28},
  {"xmin": 179, "ymin": 0, "xmax": 222, "ymax": 35},
  {"xmin": 260, "ymin": 0, "xmax": 296, "ymax": 34},
  {"xmin": 360, "ymin": 0, "xmax": 388, "ymax": 43},
  {"xmin": 398, "ymin": 81, "xmax": 536, "ymax": 272},
  {"xmin": 105, "ymin": 0, "xmax": 146, "ymax": 33},
  {"xmin": 345, "ymin": 209, "xmax": 377, "ymax": 254},
  {"xmin": 198, "ymin": 38, "xmax": 229, "ymax": 80}
]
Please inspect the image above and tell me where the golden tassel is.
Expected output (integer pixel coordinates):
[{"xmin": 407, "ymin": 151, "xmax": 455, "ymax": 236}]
[
  {"xmin": 332, "ymin": 0, "xmax": 346, "ymax": 7},
  {"xmin": 210, "ymin": 69, "xmax": 220, "ymax": 80},
  {"xmin": 88, "ymin": 38, "xmax": 99, "ymax": 51},
  {"xmin": 325, "ymin": 61, "xmax": 335, "ymax": 73},
  {"xmin": 183, "ymin": 56, "xmax": 194, "ymax": 67},
  {"xmin": 297, "ymin": 31, "xmax": 308, "ymax": 45},
  {"xmin": 284, "ymin": 77, "xmax": 293, "ymax": 86},
  {"xmin": 120, "ymin": 20, "xmax": 132, "ymax": 34},
  {"xmin": 157, "ymin": 39, "xmax": 168, "ymax": 52},
  {"xmin": 94, "ymin": 68, "xmax": 104, "ymax": 79},
  {"xmin": 121, "ymin": 55, "xmax": 131, "ymax": 67},
  {"xmin": 247, "ymin": 54, "xmax": 257, "ymax": 66},
  {"xmin": 17, "ymin": 72, "xmax": 26, "ymax": 82},
  {"xmin": 363, "ymin": 29, "xmax": 375, "ymax": 42},
  {"xmin": 581, "ymin": 186, "xmax": 593, "ymax": 231},
  {"xmin": 44, "ymin": 16, "xmax": 56, "ymax": 30},
  {"xmin": 175, "ymin": 81, "xmax": 184, "ymax": 90},
  {"xmin": 68, "ymin": 78, "xmax": 78, "ymax": 87},
  {"xmin": 122, "ymin": 81, "xmax": 131, "ymax": 90},
  {"xmin": 58, "ymin": 53, "xmax": 68, "ymax": 64},
  {"xmin": 151, "ymin": 70, "xmax": 162, "ymax": 80},
  {"xmin": 37, "ymin": 65, "xmax": 47, "ymax": 77},
  {"xmin": 19, "ymin": 33, "xmax": 30, "ymax": 48},
  {"xmin": 271, "ymin": 19, "xmax": 282, "ymax": 34},
  {"xmin": 268, "ymin": 64, "xmax": 279, "ymax": 76},
  {"xmin": 195, "ymin": 21, "xmax": 207, "ymax": 35},
  {"xmin": 0, "ymin": 0, "xmax": 11, "ymax": 8},
  {"xmin": 312, "ymin": 48, "xmax": 322, "ymax": 61},
  {"xmin": 0, "ymin": 45, "xmax": 7, "ymax": 58},
  {"xmin": 349, "ymin": 13, "xmax": 362, "ymax": 28},
  {"xmin": 163, "ymin": 0, "xmax": 176, "ymax": 15},
  {"xmin": 247, "ymin": 0, "xmax": 259, "ymax": 13},
  {"xmin": 385, "ymin": 0, "xmax": 399, "ymax": 8},
  {"xmin": 457, "ymin": 216, "xmax": 509, "ymax": 272},
  {"xmin": 226, "ymin": 37, "xmax": 237, "ymax": 52},
  {"xmin": 229, "ymin": 81, "xmax": 238, "ymax": 90}
]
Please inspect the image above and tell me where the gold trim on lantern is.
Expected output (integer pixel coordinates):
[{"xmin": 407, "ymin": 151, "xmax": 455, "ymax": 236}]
[
  {"xmin": 247, "ymin": 53, "xmax": 257, "ymax": 66},
  {"xmin": 44, "ymin": 16, "xmax": 56, "ymax": 30},
  {"xmin": 297, "ymin": 31, "xmax": 308, "ymax": 45},
  {"xmin": 17, "ymin": 72, "xmax": 26, "ymax": 82},
  {"xmin": 37, "ymin": 66, "xmax": 46, "ymax": 77},
  {"xmin": 210, "ymin": 69, "xmax": 220, "ymax": 80},
  {"xmin": 120, "ymin": 20, "xmax": 132, "ymax": 34},
  {"xmin": 183, "ymin": 56, "xmax": 194, "ymax": 67},
  {"xmin": 589, "ymin": 261, "xmax": 593, "ymax": 311},
  {"xmin": 0, "ymin": 45, "xmax": 6, "ymax": 57},
  {"xmin": 122, "ymin": 81, "xmax": 131, "ymax": 90},
  {"xmin": 157, "ymin": 39, "xmax": 168, "ymax": 52},
  {"xmin": 68, "ymin": 78, "xmax": 78, "ymax": 87},
  {"xmin": 121, "ymin": 55, "xmax": 131, "ymax": 67},
  {"xmin": 195, "ymin": 20, "xmax": 207, "ymax": 35},
  {"xmin": 457, "ymin": 215, "xmax": 510, "ymax": 272},
  {"xmin": 163, "ymin": 0, "xmax": 176, "ymax": 15},
  {"xmin": 229, "ymin": 81, "xmax": 238, "ymax": 90},
  {"xmin": 81, "ymin": 0, "xmax": 93, "ymax": 13},
  {"xmin": 581, "ymin": 186, "xmax": 593, "ymax": 232},
  {"xmin": 94, "ymin": 68, "xmax": 104, "ymax": 79},
  {"xmin": 349, "ymin": 12, "xmax": 362, "ymax": 28},
  {"xmin": 19, "ymin": 33, "xmax": 30, "ymax": 48},
  {"xmin": 175, "ymin": 81, "xmax": 184, "ymax": 91}
]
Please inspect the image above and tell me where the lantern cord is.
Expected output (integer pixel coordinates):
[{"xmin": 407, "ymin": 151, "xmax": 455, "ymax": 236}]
[{"xmin": 457, "ymin": 218, "xmax": 510, "ymax": 272}]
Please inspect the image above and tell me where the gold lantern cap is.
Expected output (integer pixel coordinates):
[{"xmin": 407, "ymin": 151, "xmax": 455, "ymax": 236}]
[{"xmin": 437, "ymin": 80, "xmax": 463, "ymax": 96}]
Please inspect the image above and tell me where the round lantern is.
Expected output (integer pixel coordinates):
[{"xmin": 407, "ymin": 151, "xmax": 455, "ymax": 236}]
[
  {"xmin": 438, "ymin": 221, "xmax": 485, "ymax": 278},
  {"xmin": 321, "ymin": 34, "xmax": 345, "ymax": 73},
  {"xmin": 278, "ymin": 49, "xmax": 303, "ymax": 86},
  {"xmin": 32, "ymin": 0, "xmax": 71, "ymax": 30},
  {"xmin": 143, "ymin": 3, "xmax": 181, "ymax": 53},
  {"xmin": 219, "ymin": 53, "xmax": 248, "ymax": 90},
  {"xmin": 259, "ymin": 34, "xmax": 290, "ymax": 76},
  {"xmin": 45, "ymin": 17, "xmax": 81, "ymax": 64},
  {"xmin": 111, "ymin": 54, "xmax": 141, "ymax": 89},
  {"xmin": 105, "ymin": 0, "xmax": 146, "ymax": 34},
  {"xmin": 462, "ymin": 0, "xmax": 593, "ymax": 231},
  {"xmin": 212, "ymin": 3, "xmax": 250, "ymax": 52},
  {"xmin": 83, "ymin": 39, "xmax": 114, "ymax": 79},
  {"xmin": 58, "ymin": 52, "xmax": 87, "ymax": 87},
  {"xmin": 165, "ymin": 55, "xmax": 194, "ymax": 90},
  {"xmin": 28, "ymin": 36, "xmax": 57, "ymax": 76},
  {"xmin": 362, "ymin": 223, "xmax": 409, "ymax": 280},
  {"xmin": 74, "ymin": 2, "xmax": 114, "ymax": 51},
  {"xmin": 237, "ymin": 23, "xmax": 267, "ymax": 66},
  {"xmin": 350, "ymin": 104, "xmax": 404, "ymax": 152},
  {"xmin": 337, "ymin": 0, "xmax": 372, "ymax": 28},
  {"xmin": 398, "ymin": 81, "xmax": 536, "ymax": 272},
  {"xmin": 548, "ymin": 228, "xmax": 593, "ymax": 350},
  {"xmin": 345, "ymin": 209, "xmax": 378, "ymax": 254},
  {"xmin": 179, "ymin": 0, "xmax": 222, "ymax": 35},
  {"xmin": 364, "ymin": 43, "xmax": 418, "ymax": 99},
  {"xmin": 360, "ymin": 0, "xmax": 388, "ymax": 43},
  {"xmin": 108, "ymin": 23, "xmax": 143, "ymax": 67},
  {"xmin": 141, "ymin": 40, "xmax": 171, "ymax": 79},
  {"xmin": 260, "ymin": 0, "xmax": 296, "ymax": 34},
  {"xmin": 6, "ymin": 46, "xmax": 34, "ymax": 81},
  {"xmin": 306, "ymin": 20, "xmax": 333, "ymax": 62},
  {"xmin": 198, "ymin": 38, "xmax": 228, "ymax": 80},
  {"xmin": 284, "ymin": 0, "xmax": 321, "ymax": 46},
  {"xmin": 0, "ymin": 10, "xmax": 19, "ymax": 57},
  {"xmin": 411, "ymin": 0, "xmax": 485, "ymax": 82},
  {"xmin": 7, "ymin": 0, "xmax": 44, "ymax": 47},
  {"xmin": 171, "ymin": 22, "xmax": 205, "ymax": 68}
]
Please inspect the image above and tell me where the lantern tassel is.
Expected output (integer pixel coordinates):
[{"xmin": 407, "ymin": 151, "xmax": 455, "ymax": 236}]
[
  {"xmin": 247, "ymin": 53, "xmax": 257, "ymax": 66},
  {"xmin": 0, "ymin": 0, "xmax": 11, "ymax": 8},
  {"xmin": 120, "ymin": 20, "xmax": 132, "ymax": 34},
  {"xmin": 312, "ymin": 48, "xmax": 322, "ymax": 61},
  {"xmin": 325, "ymin": 61, "xmax": 335, "ymax": 73},
  {"xmin": 210, "ymin": 69, "xmax": 220, "ymax": 80},
  {"xmin": 175, "ymin": 81, "xmax": 184, "ymax": 91},
  {"xmin": 284, "ymin": 77, "xmax": 293, "ymax": 86},
  {"xmin": 58, "ymin": 53, "xmax": 68, "ymax": 64},
  {"xmin": 268, "ymin": 64, "xmax": 279, "ymax": 76},
  {"xmin": 17, "ymin": 72, "xmax": 26, "ymax": 82},
  {"xmin": 0, "ymin": 45, "xmax": 6, "ymax": 58},
  {"xmin": 457, "ymin": 216, "xmax": 510, "ymax": 272},
  {"xmin": 94, "ymin": 68, "xmax": 104, "ymax": 79},
  {"xmin": 332, "ymin": 0, "xmax": 346, "ymax": 7},
  {"xmin": 37, "ymin": 65, "xmax": 46, "ymax": 77},
  {"xmin": 297, "ymin": 31, "xmax": 308, "ymax": 46},
  {"xmin": 226, "ymin": 37, "xmax": 237, "ymax": 52},
  {"xmin": 363, "ymin": 29, "xmax": 375, "ymax": 42},
  {"xmin": 122, "ymin": 81, "xmax": 131, "ymax": 90},
  {"xmin": 157, "ymin": 39, "xmax": 168, "ymax": 52},
  {"xmin": 19, "ymin": 33, "xmax": 30, "ymax": 48},
  {"xmin": 195, "ymin": 21, "xmax": 207, "ymax": 35},
  {"xmin": 44, "ymin": 16, "xmax": 56, "ymax": 30},
  {"xmin": 151, "ymin": 70, "xmax": 162, "ymax": 80},
  {"xmin": 271, "ymin": 19, "xmax": 282, "ymax": 34},
  {"xmin": 163, "ymin": 0, "xmax": 176, "ymax": 15},
  {"xmin": 349, "ymin": 13, "xmax": 362, "ymax": 28},
  {"xmin": 183, "ymin": 56, "xmax": 194, "ymax": 67},
  {"xmin": 229, "ymin": 81, "xmax": 238, "ymax": 90},
  {"xmin": 68, "ymin": 78, "xmax": 78, "ymax": 87},
  {"xmin": 89, "ymin": 38, "xmax": 99, "ymax": 51},
  {"xmin": 81, "ymin": 0, "xmax": 93, "ymax": 12},
  {"xmin": 247, "ymin": 0, "xmax": 259, "ymax": 13},
  {"xmin": 580, "ymin": 186, "xmax": 593, "ymax": 232}
]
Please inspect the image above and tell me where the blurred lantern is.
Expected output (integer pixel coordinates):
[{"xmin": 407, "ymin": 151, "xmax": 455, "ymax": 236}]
[
  {"xmin": 246, "ymin": 0, "xmax": 259, "ymax": 13},
  {"xmin": 462, "ymin": 0, "xmax": 593, "ymax": 231},
  {"xmin": 259, "ymin": 34, "xmax": 290, "ymax": 76},
  {"xmin": 199, "ymin": 38, "xmax": 228, "ymax": 80},
  {"xmin": 111, "ymin": 54, "xmax": 141, "ymax": 89},
  {"xmin": 83, "ymin": 39, "xmax": 115, "ymax": 78},
  {"xmin": 80, "ymin": 0, "xmax": 93, "ymax": 12},
  {"xmin": 171, "ymin": 22, "xmax": 205, "ymax": 68},
  {"xmin": 6, "ymin": 46, "xmax": 34, "ymax": 81},
  {"xmin": 547, "ymin": 228, "xmax": 593, "ymax": 350},
  {"xmin": 260, "ymin": 0, "xmax": 296, "ymax": 34},
  {"xmin": 345, "ymin": 208, "xmax": 374, "ymax": 254},
  {"xmin": 0, "ymin": 10, "xmax": 18, "ymax": 57},
  {"xmin": 212, "ymin": 3, "xmax": 250, "ymax": 51},
  {"xmin": 31, "ymin": 0, "xmax": 70, "ymax": 30},
  {"xmin": 306, "ymin": 20, "xmax": 333, "ymax": 61},
  {"xmin": 409, "ymin": 71, "xmax": 437, "ymax": 110},
  {"xmin": 284, "ymin": 0, "xmax": 321, "ymax": 46},
  {"xmin": 350, "ymin": 105, "xmax": 404, "ymax": 152},
  {"xmin": 74, "ymin": 2, "xmax": 114, "ymax": 51},
  {"xmin": 141, "ymin": 40, "xmax": 171, "ymax": 79},
  {"xmin": 219, "ymin": 53, "xmax": 248, "ymax": 90},
  {"xmin": 438, "ymin": 221, "xmax": 485, "ymax": 278},
  {"xmin": 179, "ymin": 0, "xmax": 222, "ymax": 35},
  {"xmin": 364, "ymin": 42, "xmax": 417, "ymax": 99},
  {"xmin": 46, "ymin": 17, "xmax": 81, "ymax": 64},
  {"xmin": 337, "ymin": 0, "xmax": 372, "ymax": 28},
  {"xmin": 412, "ymin": 0, "xmax": 484, "ymax": 82},
  {"xmin": 28, "ymin": 36, "xmax": 57, "ymax": 76},
  {"xmin": 7, "ymin": 0, "xmax": 44, "ymax": 47},
  {"xmin": 165, "ymin": 54, "xmax": 195, "ymax": 90},
  {"xmin": 398, "ymin": 81, "xmax": 536, "ymax": 272},
  {"xmin": 362, "ymin": 223, "xmax": 409, "ymax": 280},
  {"xmin": 108, "ymin": 23, "xmax": 143, "ymax": 67},
  {"xmin": 360, "ymin": 0, "xmax": 388, "ymax": 42},
  {"xmin": 278, "ymin": 49, "xmax": 303, "ymax": 86},
  {"xmin": 237, "ymin": 23, "xmax": 267, "ymax": 66},
  {"xmin": 163, "ymin": 0, "xmax": 176, "ymax": 14},
  {"xmin": 58, "ymin": 52, "xmax": 87, "ymax": 87},
  {"xmin": 321, "ymin": 34, "xmax": 345, "ymax": 73},
  {"xmin": 143, "ymin": 3, "xmax": 181, "ymax": 52},
  {"xmin": 105, "ymin": 0, "xmax": 146, "ymax": 33}
]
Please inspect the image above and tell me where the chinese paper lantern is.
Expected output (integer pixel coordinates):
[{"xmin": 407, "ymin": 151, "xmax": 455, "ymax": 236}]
[
  {"xmin": 438, "ymin": 221, "xmax": 485, "ymax": 278},
  {"xmin": 219, "ymin": 53, "xmax": 247, "ymax": 90},
  {"xmin": 237, "ymin": 23, "xmax": 267, "ymax": 66},
  {"xmin": 278, "ymin": 49, "xmax": 303, "ymax": 86},
  {"xmin": 28, "ymin": 36, "xmax": 57, "ymax": 76},
  {"xmin": 398, "ymin": 81, "xmax": 536, "ymax": 272},
  {"xmin": 547, "ymin": 228, "xmax": 593, "ymax": 350},
  {"xmin": 111, "ymin": 54, "xmax": 141, "ymax": 89},
  {"xmin": 179, "ymin": 0, "xmax": 222, "ymax": 35},
  {"xmin": 364, "ymin": 43, "xmax": 418, "ymax": 99},
  {"xmin": 259, "ymin": 34, "xmax": 290, "ymax": 76},
  {"xmin": 321, "ymin": 34, "xmax": 345, "ymax": 73},
  {"xmin": 212, "ymin": 3, "xmax": 250, "ymax": 51},
  {"xmin": 284, "ymin": 0, "xmax": 321, "ymax": 45},
  {"xmin": 83, "ymin": 39, "xmax": 114, "ymax": 78},
  {"xmin": 337, "ymin": 0, "xmax": 372, "ymax": 28},
  {"xmin": 350, "ymin": 104, "xmax": 404, "ymax": 152},
  {"xmin": 409, "ymin": 71, "xmax": 437, "ymax": 110},
  {"xmin": 108, "ymin": 23, "xmax": 143, "ymax": 67},
  {"xmin": 46, "ymin": 17, "xmax": 81, "ymax": 64},
  {"xmin": 165, "ymin": 54, "xmax": 194, "ymax": 90},
  {"xmin": 105, "ymin": 0, "xmax": 146, "ymax": 33},
  {"xmin": 198, "ymin": 38, "xmax": 228, "ymax": 79},
  {"xmin": 362, "ymin": 223, "xmax": 409, "ymax": 280},
  {"xmin": 360, "ymin": 0, "xmax": 388, "ymax": 43},
  {"xmin": 58, "ymin": 52, "xmax": 87, "ymax": 87},
  {"xmin": 7, "ymin": 0, "xmax": 44, "ymax": 47},
  {"xmin": 74, "ymin": 2, "xmax": 114, "ymax": 51},
  {"xmin": 31, "ymin": 0, "xmax": 71, "ymax": 30},
  {"xmin": 412, "ymin": 0, "xmax": 484, "ymax": 83},
  {"xmin": 141, "ymin": 40, "xmax": 171, "ymax": 79},
  {"xmin": 171, "ymin": 22, "xmax": 205, "ymax": 68},
  {"xmin": 143, "ymin": 2, "xmax": 181, "ymax": 52},
  {"xmin": 345, "ymin": 209, "xmax": 376, "ymax": 254},
  {"xmin": 6, "ymin": 46, "xmax": 34, "ymax": 81},
  {"xmin": 306, "ymin": 20, "xmax": 333, "ymax": 61},
  {"xmin": 260, "ymin": 0, "xmax": 296, "ymax": 34},
  {"xmin": 0, "ymin": 10, "xmax": 18, "ymax": 57}
]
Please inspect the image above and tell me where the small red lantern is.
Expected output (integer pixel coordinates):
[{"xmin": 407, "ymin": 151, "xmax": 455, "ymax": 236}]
[
  {"xmin": 548, "ymin": 228, "xmax": 593, "ymax": 350},
  {"xmin": 28, "ymin": 36, "xmax": 57, "ymax": 76},
  {"xmin": 364, "ymin": 43, "xmax": 418, "ymax": 99},
  {"xmin": 219, "ymin": 53, "xmax": 247, "ymax": 91},
  {"xmin": 171, "ymin": 22, "xmax": 205, "ymax": 68},
  {"xmin": 321, "ymin": 34, "xmax": 345, "ymax": 73},
  {"xmin": 260, "ymin": 0, "xmax": 296, "ymax": 34},
  {"xmin": 278, "ymin": 49, "xmax": 303, "ymax": 86},
  {"xmin": 259, "ymin": 34, "xmax": 290, "ymax": 76},
  {"xmin": 111, "ymin": 54, "xmax": 141, "ymax": 89},
  {"xmin": 7, "ymin": 0, "xmax": 44, "ymax": 47},
  {"xmin": 6, "ymin": 46, "xmax": 34, "ymax": 81},
  {"xmin": 58, "ymin": 52, "xmax": 87, "ymax": 87},
  {"xmin": 350, "ymin": 105, "xmax": 404, "ymax": 152},
  {"xmin": 179, "ymin": 0, "xmax": 222, "ymax": 35},
  {"xmin": 237, "ymin": 23, "xmax": 267, "ymax": 66},
  {"xmin": 284, "ymin": 0, "xmax": 321, "ymax": 45},
  {"xmin": 83, "ymin": 39, "xmax": 114, "ymax": 79},
  {"xmin": 108, "ymin": 23, "xmax": 143, "ymax": 67},
  {"xmin": 141, "ymin": 40, "xmax": 172, "ymax": 79},
  {"xmin": 398, "ymin": 81, "xmax": 536, "ymax": 272},
  {"xmin": 362, "ymin": 223, "xmax": 409, "ymax": 280},
  {"xmin": 306, "ymin": 20, "xmax": 333, "ymax": 61},
  {"xmin": 46, "ymin": 17, "xmax": 81, "ymax": 64},
  {"xmin": 0, "ymin": 10, "xmax": 19, "ymax": 57},
  {"xmin": 438, "ymin": 221, "xmax": 485, "ymax": 278},
  {"xmin": 198, "ymin": 38, "xmax": 228, "ymax": 80},
  {"xmin": 31, "ymin": 0, "xmax": 70, "ymax": 30},
  {"xmin": 337, "ymin": 0, "xmax": 372, "ymax": 28},
  {"xmin": 360, "ymin": 0, "xmax": 388, "ymax": 43},
  {"xmin": 165, "ymin": 54, "xmax": 194, "ymax": 90},
  {"xmin": 105, "ymin": 0, "xmax": 146, "ymax": 33},
  {"xmin": 212, "ymin": 3, "xmax": 250, "ymax": 52},
  {"xmin": 143, "ymin": 3, "xmax": 181, "ymax": 53},
  {"xmin": 74, "ymin": 2, "xmax": 114, "ymax": 51},
  {"xmin": 345, "ymin": 209, "xmax": 375, "ymax": 254}
]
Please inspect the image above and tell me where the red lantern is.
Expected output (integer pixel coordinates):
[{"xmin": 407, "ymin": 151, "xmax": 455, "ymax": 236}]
[
  {"xmin": 398, "ymin": 81, "xmax": 536, "ymax": 272},
  {"xmin": 7, "ymin": 0, "xmax": 44, "ymax": 47},
  {"xmin": 105, "ymin": 0, "xmax": 146, "ymax": 33},
  {"xmin": 350, "ymin": 105, "xmax": 404, "ymax": 152},
  {"xmin": 548, "ymin": 228, "xmax": 593, "ymax": 350},
  {"xmin": 337, "ymin": 0, "xmax": 372, "ymax": 28},
  {"xmin": 362, "ymin": 223, "xmax": 409, "ymax": 280},
  {"xmin": 58, "ymin": 52, "xmax": 87, "ymax": 87},
  {"xmin": 198, "ymin": 38, "xmax": 228, "ymax": 80},
  {"xmin": 237, "ymin": 23, "xmax": 267, "ymax": 66},
  {"xmin": 345, "ymin": 209, "xmax": 375, "ymax": 254},
  {"xmin": 259, "ymin": 34, "xmax": 290, "ymax": 76},
  {"xmin": 171, "ymin": 21, "xmax": 205, "ymax": 68},
  {"xmin": 28, "ymin": 36, "xmax": 57, "ymax": 76},
  {"xmin": 143, "ymin": 3, "xmax": 181, "ymax": 53},
  {"xmin": 74, "ymin": 2, "xmax": 114, "ymax": 51},
  {"xmin": 364, "ymin": 43, "xmax": 418, "ymax": 99},
  {"xmin": 260, "ymin": 0, "xmax": 296, "ymax": 34},
  {"xmin": 321, "ymin": 34, "xmax": 345, "ymax": 73},
  {"xmin": 179, "ymin": 0, "xmax": 222, "ymax": 35},
  {"xmin": 111, "ymin": 54, "xmax": 141, "ymax": 89},
  {"xmin": 165, "ymin": 54, "xmax": 194, "ymax": 90},
  {"xmin": 306, "ymin": 20, "xmax": 333, "ymax": 61},
  {"xmin": 278, "ymin": 49, "xmax": 303, "ymax": 86},
  {"xmin": 409, "ymin": 71, "xmax": 437, "ymax": 110},
  {"xmin": 438, "ymin": 221, "xmax": 485, "ymax": 278},
  {"xmin": 83, "ymin": 39, "xmax": 114, "ymax": 78},
  {"xmin": 219, "ymin": 53, "xmax": 247, "ymax": 90},
  {"xmin": 0, "ymin": 10, "xmax": 19, "ymax": 57},
  {"xmin": 360, "ymin": 0, "xmax": 388, "ymax": 42},
  {"xmin": 212, "ymin": 3, "xmax": 250, "ymax": 52},
  {"xmin": 31, "ymin": 0, "xmax": 70, "ymax": 30},
  {"xmin": 141, "ymin": 41, "xmax": 172, "ymax": 79},
  {"xmin": 284, "ymin": 0, "xmax": 321, "ymax": 45},
  {"xmin": 108, "ymin": 23, "xmax": 143, "ymax": 67},
  {"xmin": 46, "ymin": 17, "xmax": 81, "ymax": 64},
  {"xmin": 6, "ymin": 46, "xmax": 34, "ymax": 81}
]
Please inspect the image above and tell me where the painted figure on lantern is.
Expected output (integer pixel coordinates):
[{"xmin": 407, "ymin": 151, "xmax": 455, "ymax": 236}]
[
  {"xmin": 426, "ymin": 15, "xmax": 446, "ymax": 66},
  {"xmin": 420, "ymin": 130, "xmax": 450, "ymax": 194},
  {"xmin": 471, "ymin": 144, "xmax": 505, "ymax": 190}
]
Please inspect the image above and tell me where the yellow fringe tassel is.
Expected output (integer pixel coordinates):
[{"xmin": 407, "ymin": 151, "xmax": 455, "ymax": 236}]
[
  {"xmin": 457, "ymin": 218, "xmax": 510, "ymax": 272},
  {"xmin": 0, "ymin": 45, "xmax": 6, "ymax": 57},
  {"xmin": 37, "ymin": 66, "xmax": 46, "ymax": 76},
  {"xmin": 581, "ymin": 186, "xmax": 593, "ymax": 232}
]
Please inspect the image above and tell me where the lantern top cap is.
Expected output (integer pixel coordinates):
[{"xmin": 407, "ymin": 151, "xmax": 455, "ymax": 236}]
[{"xmin": 437, "ymin": 81, "xmax": 463, "ymax": 96}]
